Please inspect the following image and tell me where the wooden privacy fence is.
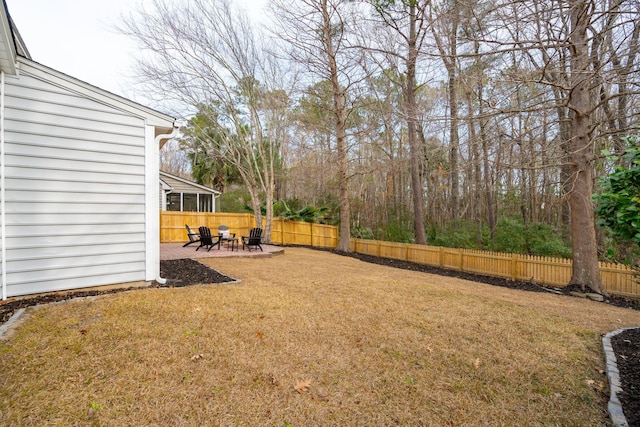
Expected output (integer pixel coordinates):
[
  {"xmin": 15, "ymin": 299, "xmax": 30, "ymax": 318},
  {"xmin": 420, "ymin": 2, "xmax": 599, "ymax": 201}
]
[
  {"xmin": 350, "ymin": 238, "xmax": 639, "ymax": 298},
  {"xmin": 160, "ymin": 212, "xmax": 338, "ymax": 248},
  {"xmin": 160, "ymin": 212, "xmax": 638, "ymax": 297}
]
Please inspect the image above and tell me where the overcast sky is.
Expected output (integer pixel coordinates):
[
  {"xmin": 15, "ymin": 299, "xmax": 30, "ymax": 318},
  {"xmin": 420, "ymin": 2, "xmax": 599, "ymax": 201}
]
[{"xmin": 8, "ymin": 0, "xmax": 266, "ymax": 108}]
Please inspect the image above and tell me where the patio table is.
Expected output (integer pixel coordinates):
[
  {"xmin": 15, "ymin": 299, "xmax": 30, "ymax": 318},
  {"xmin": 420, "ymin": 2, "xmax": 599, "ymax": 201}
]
[{"xmin": 221, "ymin": 237, "xmax": 238, "ymax": 251}]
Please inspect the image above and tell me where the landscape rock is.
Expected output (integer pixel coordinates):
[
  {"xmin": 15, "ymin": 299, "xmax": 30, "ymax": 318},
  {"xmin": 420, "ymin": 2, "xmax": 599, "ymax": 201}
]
[{"xmin": 587, "ymin": 293, "xmax": 605, "ymax": 302}]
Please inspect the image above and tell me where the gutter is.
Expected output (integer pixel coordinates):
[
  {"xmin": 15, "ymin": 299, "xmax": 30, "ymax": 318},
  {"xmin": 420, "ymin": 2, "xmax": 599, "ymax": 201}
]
[{"xmin": 152, "ymin": 124, "xmax": 179, "ymax": 284}]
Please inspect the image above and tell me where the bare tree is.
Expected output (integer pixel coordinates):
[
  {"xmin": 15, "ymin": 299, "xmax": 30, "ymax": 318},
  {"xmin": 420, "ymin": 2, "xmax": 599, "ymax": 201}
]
[
  {"xmin": 367, "ymin": 0, "xmax": 431, "ymax": 244},
  {"xmin": 160, "ymin": 139, "xmax": 191, "ymax": 178},
  {"xmin": 119, "ymin": 0, "xmax": 281, "ymax": 241},
  {"xmin": 270, "ymin": 0, "xmax": 367, "ymax": 251},
  {"xmin": 481, "ymin": 0, "xmax": 607, "ymax": 292},
  {"xmin": 564, "ymin": 0, "xmax": 604, "ymax": 293},
  {"xmin": 429, "ymin": 0, "xmax": 463, "ymax": 221}
]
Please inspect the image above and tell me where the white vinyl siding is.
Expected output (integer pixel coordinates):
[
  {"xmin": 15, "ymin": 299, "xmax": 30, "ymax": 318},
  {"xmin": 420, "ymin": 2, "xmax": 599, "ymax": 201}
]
[{"xmin": 1, "ymin": 68, "xmax": 148, "ymax": 297}]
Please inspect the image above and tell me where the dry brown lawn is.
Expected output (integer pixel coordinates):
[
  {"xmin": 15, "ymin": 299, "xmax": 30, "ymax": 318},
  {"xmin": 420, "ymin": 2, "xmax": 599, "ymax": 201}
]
[{"xmin": 1, "ymin": 248, "xmax": 640, "ymax": 426}]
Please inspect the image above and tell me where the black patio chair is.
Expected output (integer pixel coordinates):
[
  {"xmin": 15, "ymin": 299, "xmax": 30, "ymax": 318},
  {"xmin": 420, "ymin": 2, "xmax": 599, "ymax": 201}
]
[
  {"xmin": 196, "ymin": 226, "xmax": 222, "ymax": 251},
  {"xmin": 183, "ymin": 224, "xmax": 200, "ymax": 247},
  {"xmin": 242, "ymin": 227, "xmax": 263, "ymax": 252}
]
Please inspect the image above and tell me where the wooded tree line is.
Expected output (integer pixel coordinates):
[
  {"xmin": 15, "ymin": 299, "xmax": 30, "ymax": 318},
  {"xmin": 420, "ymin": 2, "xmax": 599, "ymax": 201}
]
[{"xmin": 120, "ymin": 0, "xmax": 639, "ymax": 294}]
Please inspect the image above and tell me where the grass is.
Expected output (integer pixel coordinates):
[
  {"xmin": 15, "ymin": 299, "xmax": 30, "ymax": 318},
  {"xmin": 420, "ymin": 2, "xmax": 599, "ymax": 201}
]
[{"xmin": 1, "ymin": 247, "xmax": 640, "ymax": 426}]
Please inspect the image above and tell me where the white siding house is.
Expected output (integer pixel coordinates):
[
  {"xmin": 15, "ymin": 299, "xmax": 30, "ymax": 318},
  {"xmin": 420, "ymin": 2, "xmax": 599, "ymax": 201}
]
[{"xmin": 0, "ymin": 3, "xmax": 176, "ymax": 298}]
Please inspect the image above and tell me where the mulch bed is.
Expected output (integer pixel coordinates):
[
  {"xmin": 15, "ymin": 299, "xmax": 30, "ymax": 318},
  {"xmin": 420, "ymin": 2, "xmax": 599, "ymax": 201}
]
[
  {"xmin": 611, "ymin": 328, "xmax": 640, "ymax": 426},
  {"xmin": 0, "ymin": 251, "xmax": 638, "ymax": 425}
]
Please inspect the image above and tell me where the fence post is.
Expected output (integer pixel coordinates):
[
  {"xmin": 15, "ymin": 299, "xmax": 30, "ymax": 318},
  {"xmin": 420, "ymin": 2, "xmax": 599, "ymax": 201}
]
[
  {"xmin": 280, "ymin": 218, "xmax": 285, "ymax": 245},
  {"xmin": 459, "ymin": 249, "xmax": 464, "ymax": 272},
  {"xmin": 310, "ymin": 222, "xmax": 314, "ymax": 246},
  {"xmin": 512, "ymin": 253, "xmax": 517, "ymax": 281},
  {"xmin": 439, "ymin": 247, "xmax": 444, "ymax": 268}
]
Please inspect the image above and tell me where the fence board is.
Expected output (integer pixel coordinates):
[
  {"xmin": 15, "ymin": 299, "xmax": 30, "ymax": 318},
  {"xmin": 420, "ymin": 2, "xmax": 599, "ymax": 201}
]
[
  {"xmin": 407, "ymin": 244, "xmax": 440, "ymax": 266},
  {"xmin": 379, "ymin": 241, "xmax": 408, "ymax": 261}
]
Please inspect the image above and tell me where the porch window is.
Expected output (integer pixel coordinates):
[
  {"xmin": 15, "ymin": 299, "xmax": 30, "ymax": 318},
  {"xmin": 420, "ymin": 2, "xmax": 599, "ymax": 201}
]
[
  {"xmin": 183, "ymin": 194, "xmax": 197, "ymax": 212},
  {"xmin": 199, "ymin": 194, "xmax": 213, "ymax": 212},
  {"xmin": 167, "ymin": 193, "xmax": 181, "ymax": 211}
]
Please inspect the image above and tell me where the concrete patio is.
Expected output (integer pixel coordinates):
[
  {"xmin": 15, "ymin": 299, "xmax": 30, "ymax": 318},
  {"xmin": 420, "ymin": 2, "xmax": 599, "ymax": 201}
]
[{"xmin": 161, "ymin": 242, "xmax": 284, "ymax": 260}]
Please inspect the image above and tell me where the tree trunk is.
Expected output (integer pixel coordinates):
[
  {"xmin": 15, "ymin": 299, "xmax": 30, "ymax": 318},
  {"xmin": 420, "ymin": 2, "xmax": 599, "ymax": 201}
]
[
  {"xmin": 567, "ymin": 0, "xmax": 605, "ymax": 294},
  {"xmin": 478, "ymin": 91, "xmax": 495, "ymax": 239},
  {"xmin": 322, "ymin": 0, "xmax": 351, "ymax": 252},
  {"xmin": 407, "ymin": 3, "xmax": 427, "ymax": 244},
  {"xmin": 448, "ymin": 62, "xmax": 460, "ymax": 220}
]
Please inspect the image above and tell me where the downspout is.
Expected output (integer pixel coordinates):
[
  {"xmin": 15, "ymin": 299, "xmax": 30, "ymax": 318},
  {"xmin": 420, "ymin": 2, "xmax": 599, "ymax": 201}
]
[
  {"xmin": 0, "ymin": 71, "xmax": 5, "ymax": 300},
  {"xmin": 153, "ymin": 125, "xmax": 179, "ymax": 284}
]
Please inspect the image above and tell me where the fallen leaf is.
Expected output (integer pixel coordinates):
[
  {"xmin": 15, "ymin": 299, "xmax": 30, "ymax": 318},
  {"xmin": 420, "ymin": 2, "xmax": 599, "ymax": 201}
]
[
  {"xmin": 585, "ymin": 379, "xmax": 604, "ymax": 389},
  {"xmin": 191, "ymin": 354, "xmax": 204, "ymax": 361},
  {"xmin": 256, "ymin": 331, "xmax": 264, "ymax": 340},
  {"xmin": 426, "ymin": 346, "xmax": 433, "ymax": 354},
  {"xmin": 473, "ymin": 358, "xmax": 481, "ymax": 369},
  {"xmin": 295, "ymin": 379, "xmax": 312, "ymax": 394}
]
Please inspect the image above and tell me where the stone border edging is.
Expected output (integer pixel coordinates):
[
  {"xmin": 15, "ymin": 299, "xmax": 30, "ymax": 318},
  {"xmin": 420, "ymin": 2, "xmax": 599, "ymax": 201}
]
[
  {"xmin": 0, "ymin": 308, "xmax": 26, "ymax": 339},
  {"xmin": 603, "ymin": 327, "xmax": 636, "ymax": 427}
]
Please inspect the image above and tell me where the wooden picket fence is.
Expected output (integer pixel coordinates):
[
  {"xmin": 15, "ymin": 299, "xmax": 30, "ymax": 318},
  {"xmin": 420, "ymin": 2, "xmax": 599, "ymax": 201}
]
[
  {"xmin": 350, "ymin": 238, "xmax": 639, "ymax": 298},
  {"xmin": 160, "ymin": 212, "xmax": 638, "ymax": 297},
  {"xmin": 160, "ymin": 212, "xmax": 339, "ymax": 248}
]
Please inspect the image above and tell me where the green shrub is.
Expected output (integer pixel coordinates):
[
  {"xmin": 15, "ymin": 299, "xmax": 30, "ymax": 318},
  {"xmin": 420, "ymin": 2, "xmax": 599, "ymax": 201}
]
[
  {"xmin": 426, "ymin": 218, "xmax": 571, "ymax": 258},
  {"xmin": 489, "ymin": 218, "xmax": 527, "ymax": 253},
  {"xmin": 594, "ymin": 134, "xmax": 640, "ymax": 245},
  {"xmin": 352, "ymin": 225, "xmax": 375, "ymax": 240},
  {"xmin": 489, "ymin": 218, "xmax": 571, "ymax": 258},
  {"xmin": 429, "ymin": 220, "xmax": 485, "ymax": 249},
  {"xmin": 524, "ymin": 223, "xmax": 572, "ymax": 258},
  {"xmin": 379, "ymin": 216, "xmax": 414, "ymax": 243}
]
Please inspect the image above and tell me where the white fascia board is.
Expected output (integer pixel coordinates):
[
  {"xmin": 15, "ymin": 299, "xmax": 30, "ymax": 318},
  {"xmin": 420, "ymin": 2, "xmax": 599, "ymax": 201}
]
[
  {"xmin": 160, "ymin": 178, "xmax": 172, "ymax": 191},
  {"xmin": 16, "ymin": 57, "xmax": 175, "ymax": 129}
]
